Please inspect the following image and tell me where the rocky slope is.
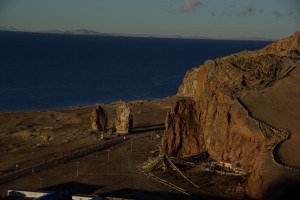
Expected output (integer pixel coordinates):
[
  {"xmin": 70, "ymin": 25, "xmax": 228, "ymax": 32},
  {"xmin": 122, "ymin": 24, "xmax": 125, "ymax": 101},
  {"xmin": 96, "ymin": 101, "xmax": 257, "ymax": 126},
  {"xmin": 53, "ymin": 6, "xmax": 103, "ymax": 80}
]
[{"xmin": 162, "ymin": 32, "xmax": 300, "ymax": 198}]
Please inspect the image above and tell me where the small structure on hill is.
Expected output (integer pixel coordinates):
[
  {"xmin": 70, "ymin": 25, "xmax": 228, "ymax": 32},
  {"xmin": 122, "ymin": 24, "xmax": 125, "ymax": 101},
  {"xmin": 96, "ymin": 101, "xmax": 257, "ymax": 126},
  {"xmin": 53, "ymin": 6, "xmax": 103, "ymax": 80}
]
[
  {"xmin": 90, "ymin": 105, "xmax": 108, "ymax": 132},
  {"xmin": 115, "ymin": 102, "xmax": 133, "ymax": 134}
]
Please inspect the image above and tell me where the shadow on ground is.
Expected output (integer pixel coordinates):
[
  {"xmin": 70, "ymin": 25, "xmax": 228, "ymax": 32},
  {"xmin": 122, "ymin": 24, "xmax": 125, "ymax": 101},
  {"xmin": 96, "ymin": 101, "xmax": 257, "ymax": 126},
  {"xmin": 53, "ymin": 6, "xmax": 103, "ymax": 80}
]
[
  {"xmin": 99, "ymin": 188, "xmax": 229, "ymax": 200},
  {"xmin": 131, "ymin": 123, "xmax": 165, "ymax": 135},
  {"xmin": 263, "ymin": 178, "xmax": 300, "ymax": 200},
  {"xmin": 41, "ymin": 181, "xmax": 103, "ymax": 195}
]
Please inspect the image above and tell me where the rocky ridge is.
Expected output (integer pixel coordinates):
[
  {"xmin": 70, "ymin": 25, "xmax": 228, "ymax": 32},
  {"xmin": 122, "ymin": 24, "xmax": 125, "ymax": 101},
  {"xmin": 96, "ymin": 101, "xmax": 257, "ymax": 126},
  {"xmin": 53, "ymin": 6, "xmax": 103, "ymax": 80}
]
[{"xmin": 162, "ymin": 32, "xmax": 300, "ymax": 198}]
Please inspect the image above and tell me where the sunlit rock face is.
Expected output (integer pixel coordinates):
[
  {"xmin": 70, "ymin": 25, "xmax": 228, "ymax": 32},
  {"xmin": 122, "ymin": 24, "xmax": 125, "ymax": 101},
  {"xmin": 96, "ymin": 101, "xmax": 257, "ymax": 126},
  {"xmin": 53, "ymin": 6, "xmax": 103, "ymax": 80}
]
[
  {"xmin": 162, "ymin": 32, "xmax": 300, "ymax": 199},
  {"xmin": 115, "ymin": 102, "xmax": 133, "ymax": 134}
]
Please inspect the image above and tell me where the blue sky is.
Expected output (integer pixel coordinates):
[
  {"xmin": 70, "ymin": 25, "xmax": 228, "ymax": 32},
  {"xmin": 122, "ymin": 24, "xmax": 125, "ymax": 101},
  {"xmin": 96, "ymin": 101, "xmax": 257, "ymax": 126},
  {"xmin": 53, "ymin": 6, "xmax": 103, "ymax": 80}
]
[{"xmin": 0, "ymin": 0, "xmax": 299, "ymax": 39}]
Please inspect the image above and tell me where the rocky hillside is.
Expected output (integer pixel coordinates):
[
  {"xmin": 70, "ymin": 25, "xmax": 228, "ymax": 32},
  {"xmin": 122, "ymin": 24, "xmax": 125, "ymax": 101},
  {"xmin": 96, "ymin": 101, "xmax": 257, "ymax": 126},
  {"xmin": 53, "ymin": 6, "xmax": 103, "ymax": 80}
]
[{"xmin": 162, "ymin": 32, "xmax": 300, "ymax": 199}]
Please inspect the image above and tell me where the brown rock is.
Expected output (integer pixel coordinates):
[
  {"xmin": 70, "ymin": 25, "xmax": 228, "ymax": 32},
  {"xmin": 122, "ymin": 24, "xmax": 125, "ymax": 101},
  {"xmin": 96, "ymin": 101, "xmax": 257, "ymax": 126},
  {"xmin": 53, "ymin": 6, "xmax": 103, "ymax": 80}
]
[
  {"xmin": 115, "ymin": 102, "xmax": 133, "ymax": 134},
  {"xmin": 90, "ymin": 105, "xmax": 107, "ymax": 132},
  {"xmin": 177, "ymin": 63, "xmax": 208, "ymax": 98},
  {"xmin": 162, "ymin": 32, "xmax": 300, "ymax": 198},
  {"xmin": 163, "ymin": 98, "xmax": 205, "ymax": 157},
  {"xmin": 258, "ymin": 31, "xmax": 300, "ymax": 58},
  {"xmin": 162, "ymin": 92, "xmax": 270, "ymax": 173}
]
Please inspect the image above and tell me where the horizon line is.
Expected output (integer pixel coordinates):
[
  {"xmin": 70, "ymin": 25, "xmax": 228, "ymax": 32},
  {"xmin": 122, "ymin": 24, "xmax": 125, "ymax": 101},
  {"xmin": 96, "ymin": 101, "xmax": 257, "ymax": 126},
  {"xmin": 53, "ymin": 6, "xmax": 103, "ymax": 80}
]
[{"xmin": 0, "ymin": 28, "xmax": 277, "ymax": 41}]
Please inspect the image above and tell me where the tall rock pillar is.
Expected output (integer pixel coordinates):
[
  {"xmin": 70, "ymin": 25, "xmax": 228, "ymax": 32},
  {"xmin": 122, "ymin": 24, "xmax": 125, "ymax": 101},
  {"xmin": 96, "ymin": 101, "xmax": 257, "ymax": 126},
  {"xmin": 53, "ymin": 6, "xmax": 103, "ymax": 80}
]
[{"xmin": 115, "ymin": 102, "xmax": 133, "ymax": 134}]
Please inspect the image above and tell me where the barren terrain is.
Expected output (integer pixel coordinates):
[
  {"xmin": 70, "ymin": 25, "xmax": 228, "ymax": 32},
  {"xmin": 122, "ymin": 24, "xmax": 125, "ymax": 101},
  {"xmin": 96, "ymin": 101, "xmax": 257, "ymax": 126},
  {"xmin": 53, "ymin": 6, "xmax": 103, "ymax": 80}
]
[
  {"xmin": 1, "ymin": 32, "xmax": 299, "ymax": 200},
  {"xmin": 242, "ymin": 66, "xmax": 300, "ymax": 198},
  {"xmin": 243, "ymin": 67, "xmax": 300, "ymax": 168},
  {"xmin": 0, "ymin": 96, "xmax": 246, "ymax": 199}
]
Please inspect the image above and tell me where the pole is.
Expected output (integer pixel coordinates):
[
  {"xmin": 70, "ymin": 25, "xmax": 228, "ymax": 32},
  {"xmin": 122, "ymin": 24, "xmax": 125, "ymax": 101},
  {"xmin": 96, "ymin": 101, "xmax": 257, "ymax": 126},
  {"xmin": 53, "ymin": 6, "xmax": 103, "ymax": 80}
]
[
  {"xmin": 76, "ymin": 162, "xmax": 79, "ymax": 177},
  {"xmin": 107, "ymin": 150, "xmax": 110, "ymax": 163},
  {"xmin": 40, "ymin": 178, "xmax": 43, "ymax": 189}
]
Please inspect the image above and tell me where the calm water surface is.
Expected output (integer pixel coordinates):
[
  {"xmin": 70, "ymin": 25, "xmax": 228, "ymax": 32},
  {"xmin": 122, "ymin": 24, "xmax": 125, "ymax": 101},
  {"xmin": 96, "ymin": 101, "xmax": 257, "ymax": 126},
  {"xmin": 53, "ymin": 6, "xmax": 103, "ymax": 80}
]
[{"xmin": 0, "ymin": 31, "xmax": 271, "ymax": 112}]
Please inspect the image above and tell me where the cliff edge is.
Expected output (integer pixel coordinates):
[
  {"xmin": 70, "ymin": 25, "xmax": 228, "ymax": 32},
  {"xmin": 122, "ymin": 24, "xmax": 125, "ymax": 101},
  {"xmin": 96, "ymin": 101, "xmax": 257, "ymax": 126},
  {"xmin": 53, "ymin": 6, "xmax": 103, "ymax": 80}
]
[{"xmin": 162, "ymin": 32, "xmax": 300, "ymax": 199}]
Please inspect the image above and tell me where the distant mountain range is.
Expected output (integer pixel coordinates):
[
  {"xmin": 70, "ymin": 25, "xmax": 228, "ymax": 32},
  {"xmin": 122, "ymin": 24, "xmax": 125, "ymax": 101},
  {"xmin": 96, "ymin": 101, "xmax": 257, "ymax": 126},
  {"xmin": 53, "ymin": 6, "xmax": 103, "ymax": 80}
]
[
  {"xmin": 0, "ymin": 26, "xmax": 275, "ymax": 41},
  {"xmin": 0, "ymin": 26, "xmax": 19, "ymax": 32},
  {"xmin": 42, "ymin": 29, "xmax": 104, "ymax": 35},
  {"xmin": 0, "ymin": 26, "xmax": 106, "ymax": 36}
]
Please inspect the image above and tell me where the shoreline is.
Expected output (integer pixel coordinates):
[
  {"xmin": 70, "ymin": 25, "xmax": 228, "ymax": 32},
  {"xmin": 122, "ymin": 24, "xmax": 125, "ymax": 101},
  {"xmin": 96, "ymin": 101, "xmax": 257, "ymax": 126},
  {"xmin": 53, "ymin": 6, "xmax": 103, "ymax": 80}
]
[
  {"xmin": 0, "ymin": 96, "xmax": 179, "ymax": 170},
  {"xmin": 0, "ymin": 96, "xmax": 177, "ymax": 114},
  {"xmin": 0, "ymin": 94, "xmax": 250, "ymax": 199},
  {"xmin": 0, "ymin": 95, "xmax": 183, "ymax": 198}
]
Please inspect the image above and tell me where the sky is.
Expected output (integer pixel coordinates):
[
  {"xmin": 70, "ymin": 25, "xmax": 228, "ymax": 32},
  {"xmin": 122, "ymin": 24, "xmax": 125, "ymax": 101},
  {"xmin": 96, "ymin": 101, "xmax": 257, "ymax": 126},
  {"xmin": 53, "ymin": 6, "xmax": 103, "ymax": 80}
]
[{"xmin": 0, "ymin": 0, "xmax": 299, "ymax": 39}]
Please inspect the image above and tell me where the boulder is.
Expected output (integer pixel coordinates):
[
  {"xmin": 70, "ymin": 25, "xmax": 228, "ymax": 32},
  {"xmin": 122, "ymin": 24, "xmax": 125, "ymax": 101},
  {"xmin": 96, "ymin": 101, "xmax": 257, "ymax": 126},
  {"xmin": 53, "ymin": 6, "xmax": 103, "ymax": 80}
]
[
  {"xmin": 162, "ymin": 93, "xmax": 270, "ymax": 173},
  {"xmin": 90, "ymin": 105, "xmax": 107, "ymax": 132},
  {"xmin": 115, "ymin": 102, "xmax": 133, "ymax": 134}
]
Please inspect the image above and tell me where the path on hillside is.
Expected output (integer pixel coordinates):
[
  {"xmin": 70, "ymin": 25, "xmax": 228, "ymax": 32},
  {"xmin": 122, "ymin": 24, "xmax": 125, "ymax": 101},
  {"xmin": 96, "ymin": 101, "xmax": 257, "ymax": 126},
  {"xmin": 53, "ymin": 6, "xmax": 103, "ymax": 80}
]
[{"xmin": 243, "ymin": 67, "xmax": 300, "ymax": 168}]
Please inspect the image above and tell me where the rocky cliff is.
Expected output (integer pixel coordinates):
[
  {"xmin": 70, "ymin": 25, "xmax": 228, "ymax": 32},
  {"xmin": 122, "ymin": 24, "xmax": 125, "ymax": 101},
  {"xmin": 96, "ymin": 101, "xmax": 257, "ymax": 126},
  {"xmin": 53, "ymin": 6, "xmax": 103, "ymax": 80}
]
[{"xmin": 162, "ymin": 32, "xmax": 300, "ymax": 198}]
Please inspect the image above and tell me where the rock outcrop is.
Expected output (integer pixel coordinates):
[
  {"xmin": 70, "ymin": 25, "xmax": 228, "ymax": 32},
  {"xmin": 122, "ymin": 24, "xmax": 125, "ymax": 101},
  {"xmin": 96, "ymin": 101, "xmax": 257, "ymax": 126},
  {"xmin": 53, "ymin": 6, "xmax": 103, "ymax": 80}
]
[
  {"xmin": 258, "ymin": 31, "xmax": 300, "ymax": 58},
  {"xmin": 90, "ymin": 105, "xmax": 108, "ymax": 132},
  {"xmin": 162, "ymin": 32, "xmax": 300, "ymax": 198},
  {"xmin": 115, "ymin": 102, "xmax": 133, "ymax": 134}
]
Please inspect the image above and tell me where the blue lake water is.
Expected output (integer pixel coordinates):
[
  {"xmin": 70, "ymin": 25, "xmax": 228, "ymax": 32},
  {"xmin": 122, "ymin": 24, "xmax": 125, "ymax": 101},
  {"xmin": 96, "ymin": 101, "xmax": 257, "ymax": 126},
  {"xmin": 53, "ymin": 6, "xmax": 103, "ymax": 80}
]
[{"xmin": 0, "ymin": 31, "xmax": 271, "ymax": 112}]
